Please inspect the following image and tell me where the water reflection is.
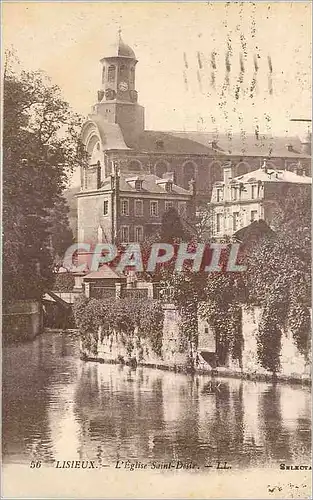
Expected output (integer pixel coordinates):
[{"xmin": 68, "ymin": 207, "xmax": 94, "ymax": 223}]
[{"xmin": 2, "ymin": 332, "xmax": 311, "ymax": 468}]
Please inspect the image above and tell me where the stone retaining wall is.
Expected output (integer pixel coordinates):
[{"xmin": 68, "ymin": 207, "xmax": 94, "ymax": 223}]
[{"xmin": 81, "ymin": 303, "xmax": 311, "ymax": 383}]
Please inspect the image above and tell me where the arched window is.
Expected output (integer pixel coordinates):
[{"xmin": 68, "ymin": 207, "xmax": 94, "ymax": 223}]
[
  {"xmin": 155, "ymin": 162, "xmax": 167, "ymax": 178},
  {"xmin": 236, "ymin": 162, "xmax": 250, "ymax": 176},
  {"xmin": 108, "ymin": 65, "xmax": 116, "ymax": 83},
  {"xmin": 128, "ymin": 160, "xmax": 142, "ymax": 172},
  {"xmin": 130, "ymin": 67, "xmax": 135, "ymax": 85},
  {"xmin": 210, "ymin": 162, "xmax": 223, "ymax": 183},
  {"xmin": 119, "ymin": 64, "xmax": 128, "ymax": 81},
  {"xmin": 102, "ymin": 66, "xmax": 105, "ymax": 84},
  {"xmin": 87, "ymin": 136, "xmax": 102, "ymax": 166},
  {"xmin": 183, "ymin": 162, "xmax": 196, "ymax": 189}
]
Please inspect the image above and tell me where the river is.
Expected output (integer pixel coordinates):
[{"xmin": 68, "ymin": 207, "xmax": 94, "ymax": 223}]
[{"xmin": 2, "ymin": 330, "xmax": 311, "ymax": 470}]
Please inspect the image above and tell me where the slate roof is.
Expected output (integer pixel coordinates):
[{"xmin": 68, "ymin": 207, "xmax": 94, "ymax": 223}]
[
  {"xmin": 128, "ymin": 130, "xmax": 310, "ymax": 158},
  {"xmin": 83, "ymin": 116, "xmax": 130, "ymax": 150},
  {"xmin": 234, "ymin": 167, "xmax": 312, "ymax": 184},
  {"xmin": 100, "ymin": 172, "xmax": 192, "ymax": 196},
  {"xmin": 101, "ymin": 36, "xmax": 136, "ymax": 60},
  {"xmin": 128, "ymin": 130, "xmax": 219, "ymax": 155}
]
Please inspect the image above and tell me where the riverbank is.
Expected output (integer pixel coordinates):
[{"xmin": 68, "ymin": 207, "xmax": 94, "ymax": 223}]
[
  {"xmin": 3, "ymin": 330, "xmax": 311, "ymax": 499},
  {"xmin": 81, "ymin": 351, "xmax": 311, "ymax": 386}
]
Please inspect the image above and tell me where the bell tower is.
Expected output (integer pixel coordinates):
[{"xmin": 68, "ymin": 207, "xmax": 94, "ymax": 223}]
[{"xmin": 93, "ymin": 31, "xmax": 145, "ymax": 146}]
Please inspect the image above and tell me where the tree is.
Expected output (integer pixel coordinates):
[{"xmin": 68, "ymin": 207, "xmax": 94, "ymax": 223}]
[
  {"xmin": 244, "ymin": 185, "xmax": 311, "ymax": 371},
  {"xmin": 160, "ymin": 207, "xmax": 192, "ymax": 243},
  {"xmin": 3, "ymin": 51, "xmax": 85, "ymax": 303}
]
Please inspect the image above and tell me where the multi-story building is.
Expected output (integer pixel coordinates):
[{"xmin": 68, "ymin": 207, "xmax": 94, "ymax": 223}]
[
  {"xmin": 210, "ymin": 160, "xmax": 312, "ymax": 239},
  {"xmin": 77, "ymin": 166, "xmax": 194, "ymax": 244},
  {"xmin": 76, "ymin": 33, "xmax": 311, "ymax": 242}
]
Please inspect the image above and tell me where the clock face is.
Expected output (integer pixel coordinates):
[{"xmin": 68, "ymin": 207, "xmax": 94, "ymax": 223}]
[{"xmin": 118, "ymin": 81, "xmax": 129, "ymax": 92}]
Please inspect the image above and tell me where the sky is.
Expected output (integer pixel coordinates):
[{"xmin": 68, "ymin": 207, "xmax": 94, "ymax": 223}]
[{"xmin": 3, "ymin": 1, "xmax": 312, "ymax": 138}]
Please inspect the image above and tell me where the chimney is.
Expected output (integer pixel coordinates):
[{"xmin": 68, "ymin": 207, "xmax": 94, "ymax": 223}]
[
  {"xmin": 163, "ymin": 171, "xmax": 175, "ymax": 182},
  {"xmin": 261, "ymin": 159, "xmax": 268, "ymax": 173},
  {"xmin": 300, "ymin": 131, "xmax": 311, "ymax": 155},
  {"xmin": 222, "ymin": 161, "xmax": 233, "ymax": 184}
]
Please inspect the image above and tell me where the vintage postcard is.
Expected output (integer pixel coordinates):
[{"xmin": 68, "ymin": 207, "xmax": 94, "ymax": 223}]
[{"xmin": 2, "ymin": 1, "xmax": 312, "ymax": 499}]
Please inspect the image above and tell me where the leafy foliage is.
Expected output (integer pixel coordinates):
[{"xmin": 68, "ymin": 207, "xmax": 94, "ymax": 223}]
[
  {"xmin": 3, "ymin": 52, "xmax": 84, "ymax": 303},
  {"xmin": 53, "ymin": 273, "xmax": 75, "ymax": 292},
  {"xmin": 73, "ymin": 296, "xmax": 164, "ymax": 358}
]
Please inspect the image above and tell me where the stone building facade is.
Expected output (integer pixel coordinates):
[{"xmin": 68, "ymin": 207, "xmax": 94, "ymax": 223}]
[
  {"xmin": 77, "ymin": 33, "xmax": 311, "ymax": 242},
  {"xmin": 77, "ymin": 166, "xmax": 194, "ymax": 245},
  {"xmin": 210, "ymin": 160, "xmax": 312, "ymax": 238}
]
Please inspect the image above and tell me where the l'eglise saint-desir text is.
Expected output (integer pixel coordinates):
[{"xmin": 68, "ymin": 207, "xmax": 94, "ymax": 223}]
[{"xmin": 115, "ymin": 460, "xmax": 199, "ymax": 471}]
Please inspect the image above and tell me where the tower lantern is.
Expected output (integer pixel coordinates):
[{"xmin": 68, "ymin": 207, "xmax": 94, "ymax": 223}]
[{"xmin": 93, "ymin": 30, "xmax": 144, "ymax": 145}]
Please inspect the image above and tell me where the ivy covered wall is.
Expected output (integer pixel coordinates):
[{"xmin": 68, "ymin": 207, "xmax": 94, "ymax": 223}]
[{"xmin": 74, "ymin": 295, "xmax": 310, "ymax": 381}]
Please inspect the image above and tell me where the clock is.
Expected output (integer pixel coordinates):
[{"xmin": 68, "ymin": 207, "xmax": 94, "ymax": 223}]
[{"xmin": 118, "ymin": 81, "xmax": 129, "ymax": 92}]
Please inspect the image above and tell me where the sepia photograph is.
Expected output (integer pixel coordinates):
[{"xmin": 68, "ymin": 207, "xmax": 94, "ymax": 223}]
[{"xmin": 2, "ymin": 1, "xmax": 312, "ymax": 498}]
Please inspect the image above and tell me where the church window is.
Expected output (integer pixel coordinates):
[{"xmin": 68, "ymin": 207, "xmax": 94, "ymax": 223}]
[
  {"xmin": 236, "ymin": 162, "xmax": 250, "ymax": 176},
  {"xmin": 183, "ymin": 162, "xmax": 196, "ymax": 189},
  {"xmin": 128, "ymin": 160, "xmax": 142, "ymax": 171},
  {"xmin": 211, "ymin": 162, "xmax": 223, "ymax": 183},
  {"xmin": 108, "ymin": 65, "xmax": 116, "ymax": 83},
  {"xmin": 119, "ymin": 64, "xmax": 128, "ymax": 81},
  {"xmin": 155, "ymin": 162, "xmax": 167, "ymax": 178}
]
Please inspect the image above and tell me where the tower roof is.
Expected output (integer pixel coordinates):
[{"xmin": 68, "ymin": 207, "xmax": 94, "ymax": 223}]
[{"xmin": 101, "ymin": 31, "xmax": 136, "ymax": 60}]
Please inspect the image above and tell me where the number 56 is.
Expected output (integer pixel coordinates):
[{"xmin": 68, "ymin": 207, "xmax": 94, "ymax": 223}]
[{"xmin": 30, "ymin": 461, "xmax": 41, "ymax": 468}]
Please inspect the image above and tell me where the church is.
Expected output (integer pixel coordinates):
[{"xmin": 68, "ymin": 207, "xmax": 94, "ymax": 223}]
[{"xmin": 77, "ymin": 33, "xmax": 311, "ymax": 244}]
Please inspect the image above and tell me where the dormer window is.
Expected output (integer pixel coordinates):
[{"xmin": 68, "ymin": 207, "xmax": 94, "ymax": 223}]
[
  {"xmin": 286, "ymin": 144, "xmax": 293, "ymax": 152},
  {"xmin": 156, "ymin": 178, "xmax": 173, "ymax": 192},
  {"xmin": 126, "ymin": 176, "xmax": 144, "ymax": 190},
  {"xmin": 135, "ymin": 179, "xmax": 143, "ymax": 190}
]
